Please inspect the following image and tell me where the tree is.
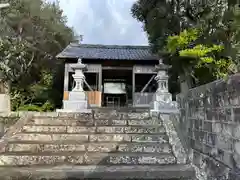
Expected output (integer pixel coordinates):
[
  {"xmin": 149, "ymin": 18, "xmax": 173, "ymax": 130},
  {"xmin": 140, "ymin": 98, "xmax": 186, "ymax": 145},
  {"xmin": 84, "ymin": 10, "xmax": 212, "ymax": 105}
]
[
  {"xmin": 131, "ymin": 0, "xmax": 187, "ymax": 52},
  {"xmin": 0, "ymin": 38, "xmax": 29, "ymax": 81},
  {"xmin": 230, "ymin": 4, "xmax": 240, "ymax": 69},
  {"xmin": 0, "ymin": 0, "xmax": 75, "ymax": 111},
  {"xmin": 132, "ymin": 0, "xmax": 239, "ymax": 92},
  {"xmin": 166, "ymin": 28, "xmax": 234, "ymax": 86}
]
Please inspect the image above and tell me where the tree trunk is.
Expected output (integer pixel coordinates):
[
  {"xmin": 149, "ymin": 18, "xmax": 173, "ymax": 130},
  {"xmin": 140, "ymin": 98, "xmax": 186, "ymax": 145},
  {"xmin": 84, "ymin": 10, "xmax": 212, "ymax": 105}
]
[{"xmin": 179, "ymin": 71, "xmax": 192, "ymax": 93}]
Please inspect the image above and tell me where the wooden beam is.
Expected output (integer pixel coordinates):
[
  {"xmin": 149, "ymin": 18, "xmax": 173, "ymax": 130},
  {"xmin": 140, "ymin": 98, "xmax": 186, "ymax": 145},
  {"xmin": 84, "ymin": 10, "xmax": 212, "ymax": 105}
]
[
  {"xmin": 134, "ymin": 72, "xmax": 157, "ymax": 74},
  {"xmin": 133, "ymin": 65, "xmax": 157, "ymax": 74},
  {"xmin": 140, "ymin": 75, "xmax": 156, "ymax": 93},
  {"xmin": 102, "ymin": 66, "xmax": 132, "ymax": 70},
  {"xmin": 68, "ymin": 64, "xmax": 101, "ymax": 73},
  {"xmin": 84, "ymin": 80, "xmax": 93, "ymax": 91},
  {"xmin": 98, "ymin": 66, "xmax": 102, "ymax": 91},
  {"xmin": 132, "ymin": 69, "xmax": 135, "ymax": 106}
]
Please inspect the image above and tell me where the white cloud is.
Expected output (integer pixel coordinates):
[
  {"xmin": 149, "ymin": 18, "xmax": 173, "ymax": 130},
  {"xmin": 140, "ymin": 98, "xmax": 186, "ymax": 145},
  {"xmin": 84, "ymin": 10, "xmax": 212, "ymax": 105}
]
[{"xmin": 48, "ymin": 0, "xmax": 148, "ymax": 45}]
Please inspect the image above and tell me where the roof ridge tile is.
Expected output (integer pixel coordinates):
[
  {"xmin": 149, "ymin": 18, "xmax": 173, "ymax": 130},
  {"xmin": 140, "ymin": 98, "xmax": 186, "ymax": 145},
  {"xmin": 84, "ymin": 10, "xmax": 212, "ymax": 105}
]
[
  {"xmin": 70, "ymin": 43, "xmax": 150, "ymax": 49},
  {"xmin": 57, "ymin": 43, "xmax": 159, "ymax": 60}
]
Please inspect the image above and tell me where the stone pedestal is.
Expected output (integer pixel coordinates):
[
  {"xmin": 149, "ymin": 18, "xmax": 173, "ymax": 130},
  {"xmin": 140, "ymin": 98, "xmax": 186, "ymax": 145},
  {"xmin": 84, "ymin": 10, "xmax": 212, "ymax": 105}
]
[
  {"xmin": 152, "ymin": 91, "xmax": 172, "ymax": 103},
  {"xmin": 57, "ymin": 59, "xmax": 91, "ymax": 113},
  {"xmin": 150, "ymin": 100, "xmax": 179, "ymax": 114},
  {"xmin": 150, "ymin": 60, "xmax": 179, "ymax": 114},
  {"xmin": 62, "ymin": 92, "xmax": 89, "ymax": 112}
]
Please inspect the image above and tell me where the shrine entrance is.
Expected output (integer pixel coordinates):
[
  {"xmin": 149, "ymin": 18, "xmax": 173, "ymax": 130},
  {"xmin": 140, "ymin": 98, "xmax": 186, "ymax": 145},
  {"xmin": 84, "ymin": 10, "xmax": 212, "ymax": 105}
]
[{"xmin": 102, "ymin": 67, "xmax": 132, "ymax": 107}]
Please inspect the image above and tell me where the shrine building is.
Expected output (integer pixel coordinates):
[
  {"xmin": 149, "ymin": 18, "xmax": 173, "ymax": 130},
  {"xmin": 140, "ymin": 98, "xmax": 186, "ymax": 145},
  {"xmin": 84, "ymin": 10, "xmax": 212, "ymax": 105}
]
[{"xmin": 56, "ymin": 43, "xmax": 162, "ymax": 108}]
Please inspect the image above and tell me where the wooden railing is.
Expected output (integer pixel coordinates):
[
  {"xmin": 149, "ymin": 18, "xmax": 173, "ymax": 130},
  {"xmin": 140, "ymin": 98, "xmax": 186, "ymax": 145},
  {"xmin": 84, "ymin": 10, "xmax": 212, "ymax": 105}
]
[
  {"xmin": 63, "ymin": 91, "xmax": 154, "ymax": 108},
  {"xmin": 86, "ymin": 91, "xmax": 102, "ymax": 107}
]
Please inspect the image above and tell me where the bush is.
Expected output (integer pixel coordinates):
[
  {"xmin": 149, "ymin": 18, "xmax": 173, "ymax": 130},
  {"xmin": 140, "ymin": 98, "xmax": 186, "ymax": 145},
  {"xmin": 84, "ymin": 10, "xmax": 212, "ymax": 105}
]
[
  {"xmin": 17, "ymin": 104, "xmax": 43, "ymax": 112},
  {"xmin": 17, "ymin": 100, "xmax": 55, "ymax": 112},
  {"xmin": 41, "ymin": 101, "xmax": 54, "ymax": 112}
]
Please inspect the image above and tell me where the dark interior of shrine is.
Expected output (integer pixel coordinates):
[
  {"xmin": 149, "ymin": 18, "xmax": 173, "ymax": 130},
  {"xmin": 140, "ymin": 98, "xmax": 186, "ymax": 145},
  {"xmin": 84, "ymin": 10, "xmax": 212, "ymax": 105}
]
[
  {"xmin": 102, "ymin": 69, "xmax": 132, "ymax": 107},
  {"xmin": 69, "ymin": 68, "xmax": 157, "ymax": 107},
  {"xmin": 135, "ymin": 74, "xmax": 157, "ymax": 93},
  {"xmin": 84, "ymin": 73, "xmax": 98, "ymax": 91}
]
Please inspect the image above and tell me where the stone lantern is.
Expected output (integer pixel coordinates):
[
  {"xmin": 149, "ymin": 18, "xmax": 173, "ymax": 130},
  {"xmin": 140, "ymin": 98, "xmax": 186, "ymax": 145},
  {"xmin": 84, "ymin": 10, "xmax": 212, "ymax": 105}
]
[
  {"xmin": 153, "ymin": 59, "xmax": 172, "ymax": 102},
  {"xmin": 58, "ymin": 58, "xmax": 90, "ymax": 113},
  {"xmin": 70, "ymin": 59, "xmax": 86, "ymax": 93},
  {"xmin": 150, "ymin": 59, "xmax": 178, "ymax": 114}
]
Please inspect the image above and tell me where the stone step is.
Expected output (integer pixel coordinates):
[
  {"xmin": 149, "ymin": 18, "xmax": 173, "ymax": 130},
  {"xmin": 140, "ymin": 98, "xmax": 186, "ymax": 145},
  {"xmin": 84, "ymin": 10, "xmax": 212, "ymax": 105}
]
[
  {"xmin": 93, "ymin": 111, "xmax": 151, "ymax": 120},
  {"xmin": 0, "ymin": 164, "xmax": 195, "ymax": 179},
  {"xmin": 28, "ymin": 118, "xmax": 95, "ymax": 126},
  {"xmin": 0, "ymin": 152, "xmax": 176, "ymax": 166},
  {"xmin": 4, "ymin": 142, "xmax": 172, "ymax": 154},
  {"xmin": 28, "ymin": 118, "xmax": 162, "ymax": 126},
  {"xmin": 31, "ymin": 111, "xmax": 151, "ymax": 121},
  {"xmin": 92, "ymin": 107, "xmax": 149, "ymax": 112},
  {"xmin": 9, "ymin": 133, "xmax": 168, "ymax": 143},
  {"xmin": 31, "ymin": 112, "xmax": 94, "ymax": 123},
  {"xmin": 21, "ymin": 125, "xmax": 166, "ymax": 134},
  {"xmin": 96, "ymin": 119, "xmax": 162, "ymax": 126}
]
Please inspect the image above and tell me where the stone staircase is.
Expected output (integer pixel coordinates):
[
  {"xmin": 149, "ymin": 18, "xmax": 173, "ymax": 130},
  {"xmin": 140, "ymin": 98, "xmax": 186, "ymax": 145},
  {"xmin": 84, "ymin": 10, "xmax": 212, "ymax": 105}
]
[{"xmin": 0, "ymin": 109, "xmax": 195, "ymax": 179}]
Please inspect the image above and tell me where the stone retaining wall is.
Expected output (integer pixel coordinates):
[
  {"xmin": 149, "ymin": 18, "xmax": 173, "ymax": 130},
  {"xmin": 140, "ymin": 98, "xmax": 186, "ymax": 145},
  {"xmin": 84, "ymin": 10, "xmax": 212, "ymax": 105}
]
[
  {"xmin": 0, "ymin": 112, "xmax": 22, "ymax": 138},
  {"xmin": 176, "ymin": 73, "xmax": 240, "ymax": 180}
]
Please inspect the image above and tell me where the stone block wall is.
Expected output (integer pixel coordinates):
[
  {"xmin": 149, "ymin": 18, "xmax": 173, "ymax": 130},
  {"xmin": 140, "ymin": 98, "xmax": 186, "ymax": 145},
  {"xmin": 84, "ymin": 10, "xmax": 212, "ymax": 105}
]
[
  {"xmin": 176, "ymin": 73, "xmax": 240, "ymax": 179},
  {"xmin": 0, "ymin": 113, "xmax": 21, "ymax": 138}
]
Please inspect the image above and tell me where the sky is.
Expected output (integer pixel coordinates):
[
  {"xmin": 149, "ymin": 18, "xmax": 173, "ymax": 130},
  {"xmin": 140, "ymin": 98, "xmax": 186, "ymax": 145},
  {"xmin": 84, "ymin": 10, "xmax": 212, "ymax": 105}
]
[{"xmin": 47, "ymin": 0, "xmax": 148, "ymax": 45}]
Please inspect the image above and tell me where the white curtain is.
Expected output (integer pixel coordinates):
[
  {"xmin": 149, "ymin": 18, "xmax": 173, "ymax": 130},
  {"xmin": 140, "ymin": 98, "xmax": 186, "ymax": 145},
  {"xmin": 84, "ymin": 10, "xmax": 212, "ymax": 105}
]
[{"xmin": 104, "ymin": 83, "xmax": 126, "ymax": 94}]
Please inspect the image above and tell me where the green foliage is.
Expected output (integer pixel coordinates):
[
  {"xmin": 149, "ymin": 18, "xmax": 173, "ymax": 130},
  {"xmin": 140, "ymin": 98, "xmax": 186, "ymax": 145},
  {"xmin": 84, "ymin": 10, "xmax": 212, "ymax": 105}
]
[
  {"xmin": 17, "ymin": 101, "xmax": 54, "ymax": 112},
  {"xmin": 132, "ymin": 0, "xmax": 240, "ymax": 91},
  {"xmin": 167, "ymin": 29, "xmax": 200, "ymax": 54},
  {"xmin": 0, "ymin": 37, "xmax": 32, "ymax": 82},
  {"xmin": 179, "ymin": 44, "xmax": 224, "ymax": 58},
  {"xmin": 0, "ymin": 0, "xmax": 75, "ymax": 111},
  {"xmin": 131, "ymin": 0, "xmax": 185, "ymax": 52},
  {"xmin": 18, "ymin": 104, "xmax": 43, "ymax": 112},
  {"xmin": 166, "ymin": 28, "xmax": 234, "ymax": 85},
  {"xmin": 11, "ymin": 70, "xmax": 56, "ymax": 111},
  {"xmin": 41, "ymin": 101, "xmax": 54, "ymax": 112}
]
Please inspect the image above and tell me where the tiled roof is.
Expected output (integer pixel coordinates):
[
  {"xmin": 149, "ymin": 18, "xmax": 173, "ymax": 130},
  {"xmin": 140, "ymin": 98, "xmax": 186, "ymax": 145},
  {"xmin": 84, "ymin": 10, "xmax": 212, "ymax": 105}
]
[{"xmin": 56, "ymin": 43, "xmax": 159, "ymax": 60}]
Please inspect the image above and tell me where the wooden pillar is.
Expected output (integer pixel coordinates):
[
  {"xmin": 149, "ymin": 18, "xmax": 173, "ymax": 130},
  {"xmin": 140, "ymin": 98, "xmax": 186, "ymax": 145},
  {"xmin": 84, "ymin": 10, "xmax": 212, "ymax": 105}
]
[
  {"xmin": 98, "ymin": 65, "xmax": 102, "ymax": 91},
  {"xmin": 63, "ymin": 63, "xmax": 69, "ymax": 100},
  {"xmin": 64, "ymin": 64, "xmax": 69, "ymax": 91},
  {"xmin": 98, "ymin": 65, "xmax": 102, "ymax": 107},
  {"xmin": 132, "ymin": 67, "xmax": 135, "ymax": 106}
]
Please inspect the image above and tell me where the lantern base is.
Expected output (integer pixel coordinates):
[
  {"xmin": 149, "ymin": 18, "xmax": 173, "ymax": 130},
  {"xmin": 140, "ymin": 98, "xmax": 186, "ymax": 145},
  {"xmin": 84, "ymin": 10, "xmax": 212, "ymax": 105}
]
[
  {"xmin": 150, "ymin": 91, "xmax": 179, "ymax": 114},
  {"xmin": 150, "ymin": 100, "xmax": 179, "ymax": 114},
  {"xmin": 152, "ymin": 91, "xmax": 172, "ymax": 102},
  {"xmin": 59, "ymin": 100, "xmax": 90, "ymax": 113},
  {"xmin": 59, "ymin": 91, "xmax": 89, "ymax": 112},
  {"xmin": 68, "ymin": 91, "xmax": 86, "ymax": 101}
]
